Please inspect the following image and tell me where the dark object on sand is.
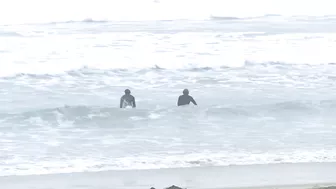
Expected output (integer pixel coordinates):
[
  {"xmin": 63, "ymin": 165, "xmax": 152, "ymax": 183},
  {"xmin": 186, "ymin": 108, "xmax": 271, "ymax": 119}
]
[
  {"xmin": 165, "ymin": 185, "xmax": 185, "ymax": 189},
  {"xmin": 150, "ymin": 185, "xmax": 185, "ymax": 189}
]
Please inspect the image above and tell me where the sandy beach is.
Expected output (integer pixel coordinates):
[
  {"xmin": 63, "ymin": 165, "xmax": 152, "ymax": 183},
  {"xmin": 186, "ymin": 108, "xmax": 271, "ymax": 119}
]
[{"xmin": 0, "ymin": 163, "xmax": 335, "ymax": 189}]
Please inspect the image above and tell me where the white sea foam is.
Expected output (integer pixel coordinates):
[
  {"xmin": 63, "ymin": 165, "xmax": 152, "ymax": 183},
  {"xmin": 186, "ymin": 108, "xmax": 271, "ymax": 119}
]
[
  {"xmin": 0, "ymin": 0, "xmax": 336, "ymax": 25},
  {"xmin": 1, "ymin": 3, "xmax": 336, "ymax": 177},
  {"xmin": 1, "ymin": 149, "xmax": 336, "ymax": 176},
  {"xmin": 1, "ymin": 31, "xmax": 336, "ymax": 77}
]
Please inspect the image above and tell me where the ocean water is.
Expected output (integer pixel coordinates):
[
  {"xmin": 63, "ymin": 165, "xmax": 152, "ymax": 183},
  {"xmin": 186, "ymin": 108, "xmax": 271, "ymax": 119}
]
[{"xmin": 1, "ymin": 0, "xmax": 336, "ymax": 182}]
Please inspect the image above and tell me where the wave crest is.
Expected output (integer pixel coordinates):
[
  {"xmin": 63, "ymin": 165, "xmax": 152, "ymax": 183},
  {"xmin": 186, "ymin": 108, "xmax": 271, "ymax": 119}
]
[
  {"xmin": 0, "ymin": 31, "xmax": 22, "ymax": 37},
  {"xmin": 1, "ymin": 61, "xmax": 336, "ymax": 79},
  {"xmin": 2, "ymin": 100, "xmax": 336, "ymax": 127}
]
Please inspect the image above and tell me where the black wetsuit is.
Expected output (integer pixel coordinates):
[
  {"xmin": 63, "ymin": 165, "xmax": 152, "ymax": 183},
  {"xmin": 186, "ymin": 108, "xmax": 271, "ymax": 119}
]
[
  {"xmin": 177, "ymin": 95, "xmax": 197, "ymax": 106},
  {"xmin": 120, "ymin": 94, "xmax": 136, "ymax": 108}
]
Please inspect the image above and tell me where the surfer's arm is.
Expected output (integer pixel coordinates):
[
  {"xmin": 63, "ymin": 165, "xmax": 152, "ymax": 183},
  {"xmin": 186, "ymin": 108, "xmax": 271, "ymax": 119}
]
[
  {"xmin": 177, "ymin": 96, "xmax": 182, "ymax": 106},
  {"xmin": 190, "ymin": 97, "xmax": 197, "ymax": 105},
  {"xmin": 132, "ymin": 97, "xmax": 136, "ymax": 108}
]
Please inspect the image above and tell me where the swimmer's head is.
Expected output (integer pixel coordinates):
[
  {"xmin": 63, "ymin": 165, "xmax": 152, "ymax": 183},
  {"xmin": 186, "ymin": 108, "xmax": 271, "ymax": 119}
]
[
  {"xmin": 183, "ymin": 89, "xmax": 189, "ymax": 95},
  {"xmin": 125, "ymin": 89, "xmax": 131, "ymax": 94}
]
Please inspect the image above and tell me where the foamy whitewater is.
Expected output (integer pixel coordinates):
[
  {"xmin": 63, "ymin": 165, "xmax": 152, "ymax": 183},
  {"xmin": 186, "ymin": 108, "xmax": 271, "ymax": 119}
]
[{"xmin": 1, "ymin": 0, "xmax": 336, "ymax": 188}]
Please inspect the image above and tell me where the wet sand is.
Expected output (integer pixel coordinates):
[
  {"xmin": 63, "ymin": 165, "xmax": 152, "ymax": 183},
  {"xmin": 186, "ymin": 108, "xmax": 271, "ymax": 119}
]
[{"xmin": 0, "ymin": 163, "xmax": 335, "ymax": 189}]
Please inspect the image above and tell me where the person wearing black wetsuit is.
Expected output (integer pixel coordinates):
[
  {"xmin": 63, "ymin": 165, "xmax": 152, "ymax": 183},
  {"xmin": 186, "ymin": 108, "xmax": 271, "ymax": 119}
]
[
  {"xmin": 120, "ymin": 89, "xmax": 136, "ymax": 108},
  {"xmin": 177, "ymin": 89, "xmax": 197, "ymax": 106}
]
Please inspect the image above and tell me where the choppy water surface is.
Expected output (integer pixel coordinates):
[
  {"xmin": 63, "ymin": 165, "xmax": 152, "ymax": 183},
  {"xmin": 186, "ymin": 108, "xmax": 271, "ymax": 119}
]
[{"xmin": 1, "ymin": 11, "xmax": 336, "ymax": 176}]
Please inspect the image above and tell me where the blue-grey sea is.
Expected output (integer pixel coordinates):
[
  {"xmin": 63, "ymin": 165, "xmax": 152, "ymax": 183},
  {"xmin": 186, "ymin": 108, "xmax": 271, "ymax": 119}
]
[{"xmin": 1, "ymin": 0, "xmax": 336, "ymax": 188}]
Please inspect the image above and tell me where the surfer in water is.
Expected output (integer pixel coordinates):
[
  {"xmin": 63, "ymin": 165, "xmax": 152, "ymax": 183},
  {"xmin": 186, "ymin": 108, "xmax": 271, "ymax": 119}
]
[
  {"xmin": 177, "ymin": 89, "xmax": 197, "ymax": 106},
  {"xmin": 120, "ymin": 89, "xmax": 136, "ymax": 108}
]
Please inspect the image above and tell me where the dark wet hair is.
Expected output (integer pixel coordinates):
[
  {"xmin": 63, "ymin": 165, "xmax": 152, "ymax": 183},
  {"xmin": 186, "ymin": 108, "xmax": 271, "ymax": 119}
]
[
  {"xmin": 183, "ymin": 89, "xmax": 189, "ymax": 95},
  {"xmin": 125, "ymin": 89, "xmax": 131, "ymax": 94}
]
